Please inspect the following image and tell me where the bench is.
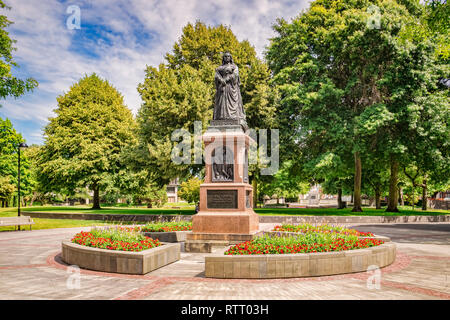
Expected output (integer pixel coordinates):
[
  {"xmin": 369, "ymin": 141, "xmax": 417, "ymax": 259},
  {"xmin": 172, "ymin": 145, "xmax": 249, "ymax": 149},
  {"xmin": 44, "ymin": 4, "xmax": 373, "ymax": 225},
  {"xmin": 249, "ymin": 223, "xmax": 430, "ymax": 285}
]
[{"xmin": 0, "ymin": 216, "xmax": 35, "ymax": 231}]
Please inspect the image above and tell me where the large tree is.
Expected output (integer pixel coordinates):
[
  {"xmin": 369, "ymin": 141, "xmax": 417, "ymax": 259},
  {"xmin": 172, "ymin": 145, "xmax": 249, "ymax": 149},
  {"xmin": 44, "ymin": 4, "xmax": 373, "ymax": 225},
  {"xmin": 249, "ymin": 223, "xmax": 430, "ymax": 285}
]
[
  {"xmin": 133, "ymin": 21, "xmax": 277, "ymax": 186},
  {"xmin": 266, "ymin": 0, "xmax": 447, "ymax": 212},
  {"xmin": 38, "ymin": 74, "xmax": 136, "ymax": 209},
  {"xmin": 0, "ymin": 1, "xmax": 37, "ymax": 102}
]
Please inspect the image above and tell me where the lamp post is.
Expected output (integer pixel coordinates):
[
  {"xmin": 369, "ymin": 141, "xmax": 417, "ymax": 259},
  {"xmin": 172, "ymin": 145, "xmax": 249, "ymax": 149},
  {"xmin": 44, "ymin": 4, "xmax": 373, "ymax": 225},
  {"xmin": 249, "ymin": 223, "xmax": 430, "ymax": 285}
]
[{"xmin": 17, "ymin": 142, "xmax": 28, "ymax": 230}]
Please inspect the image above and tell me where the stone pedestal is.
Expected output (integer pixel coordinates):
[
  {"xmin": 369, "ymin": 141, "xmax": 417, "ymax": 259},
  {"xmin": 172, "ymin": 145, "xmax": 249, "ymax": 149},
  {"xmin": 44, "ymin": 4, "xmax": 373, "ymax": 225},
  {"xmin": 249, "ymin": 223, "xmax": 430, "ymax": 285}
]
[{"xmin": 185, "ymin": 120, "xmax": 260, "ymax": 252}]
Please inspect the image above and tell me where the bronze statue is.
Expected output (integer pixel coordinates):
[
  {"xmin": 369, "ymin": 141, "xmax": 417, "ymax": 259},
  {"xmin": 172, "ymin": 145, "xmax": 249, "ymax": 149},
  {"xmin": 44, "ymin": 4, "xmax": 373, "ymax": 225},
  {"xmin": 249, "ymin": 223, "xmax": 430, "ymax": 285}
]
[
  {"xmin": 212, "ymin": 146, "xmax": 234, "ymax": 182},
  {"xmin": 213, "ymin": 52, "xmax": 246, "ymax": 121}
]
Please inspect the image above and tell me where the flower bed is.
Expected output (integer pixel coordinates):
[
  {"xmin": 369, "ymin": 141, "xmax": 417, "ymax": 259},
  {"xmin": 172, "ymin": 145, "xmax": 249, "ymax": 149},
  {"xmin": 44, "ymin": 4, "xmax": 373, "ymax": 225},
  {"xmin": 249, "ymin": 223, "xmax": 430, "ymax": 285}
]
[
  {"xmin": 138, "ymin": 222, "xmax": 192, "ymax": 243},
  {"xmin": 272, "ymin": 223, "xmax": 374, "ymax": 237},
  {"xmin": 71, "ymin": 227, "xmax": 161, "ymax": 252},
  {"xmin": 140, "ymin": 221, "xmax": 192, "ymax": 232},
  {"xmin": 225, "ymin": 233, "xmax": 383, "ymax": 255},
  {"xmin": 63, "ymin": 226, "xmax": 180, "ymax": 274},
  {"xmin": 206, "ymin": 241, "xmax": 396, "ymax": 279}
]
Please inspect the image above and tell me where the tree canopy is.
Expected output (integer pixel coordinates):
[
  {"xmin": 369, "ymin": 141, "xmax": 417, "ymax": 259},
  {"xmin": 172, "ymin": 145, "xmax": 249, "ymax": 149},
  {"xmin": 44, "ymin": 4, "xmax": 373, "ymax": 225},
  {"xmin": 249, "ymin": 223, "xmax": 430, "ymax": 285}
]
[
  {"xmin": 37, "ymin": 74, "xmax": 136, "ymax": 209},
  {"xmin": 0, "ymin": 1, "xmax": 37, "ymax": 102},
  {"xmin": 266, "ymin": 0, "xmax": 449, "ymax": 212}
]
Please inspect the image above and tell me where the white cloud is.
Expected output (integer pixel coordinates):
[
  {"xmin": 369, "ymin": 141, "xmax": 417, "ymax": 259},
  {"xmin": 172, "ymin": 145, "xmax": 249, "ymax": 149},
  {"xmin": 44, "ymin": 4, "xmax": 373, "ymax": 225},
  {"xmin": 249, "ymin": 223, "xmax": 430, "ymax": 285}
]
[{"xmin": 0, "ymin": 0, "xmax": 311, "ymax": 144}]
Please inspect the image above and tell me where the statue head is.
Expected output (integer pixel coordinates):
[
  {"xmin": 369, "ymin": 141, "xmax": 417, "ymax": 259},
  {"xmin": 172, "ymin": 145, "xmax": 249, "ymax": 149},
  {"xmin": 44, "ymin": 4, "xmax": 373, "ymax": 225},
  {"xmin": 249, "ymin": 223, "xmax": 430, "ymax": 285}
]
[{"xmin": 222, "ymin": 52, "xmax": 233, "ymax": 65}]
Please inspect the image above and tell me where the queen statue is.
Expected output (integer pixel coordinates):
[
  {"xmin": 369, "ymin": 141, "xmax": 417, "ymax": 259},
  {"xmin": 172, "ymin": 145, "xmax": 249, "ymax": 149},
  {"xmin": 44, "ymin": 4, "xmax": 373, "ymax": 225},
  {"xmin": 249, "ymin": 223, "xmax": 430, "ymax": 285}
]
[{"xmin": 213, "ymin": 52, "xmax": 246, "ymax": 121}]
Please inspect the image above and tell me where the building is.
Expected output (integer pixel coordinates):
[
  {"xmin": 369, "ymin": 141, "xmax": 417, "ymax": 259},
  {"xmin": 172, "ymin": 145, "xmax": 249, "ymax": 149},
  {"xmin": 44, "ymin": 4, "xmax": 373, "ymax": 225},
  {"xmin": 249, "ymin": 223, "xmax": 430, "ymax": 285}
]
[{"xmin": 166, "ymin": 178, "xmax": 180, "ymax": 203}]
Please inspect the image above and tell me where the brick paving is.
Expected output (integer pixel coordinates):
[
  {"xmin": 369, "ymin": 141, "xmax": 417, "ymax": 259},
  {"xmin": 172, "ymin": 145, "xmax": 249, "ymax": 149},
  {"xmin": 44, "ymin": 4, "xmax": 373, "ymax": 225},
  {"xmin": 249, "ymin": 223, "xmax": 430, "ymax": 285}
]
[{"xmin": 0, "ymin": 223, "xmax": 449, "ymax": 300}]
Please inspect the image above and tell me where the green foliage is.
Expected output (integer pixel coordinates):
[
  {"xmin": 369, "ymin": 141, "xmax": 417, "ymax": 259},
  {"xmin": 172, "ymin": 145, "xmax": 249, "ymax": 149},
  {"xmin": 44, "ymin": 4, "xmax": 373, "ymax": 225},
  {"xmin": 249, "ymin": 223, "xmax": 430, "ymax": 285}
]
[
  {"xmin": 224, "ymin": 233, "xmax": 382, "ymax": 255},
  {"xmin": 37, "ymin": 74, "xmax": 136, "ymax": 207},
  {"xmin": 266, "ymin": 0, "xmax": 449, "ymax": 210},
  {"xmin": 135, "ymin": 21, "xmax": 277, "ymax": 185},
  {"xmin": 177, "ymin": 177, "xmax": 201, "ymax": 204},
  {"xmin": 0, "ymin": 1, "xmax": 37, "ymax": 101},
  {"xmin": 0, "ymin": 175, "xmax": 14, "ymax": 202},
  {"xmin": 0, "ymin": 117, "xmax": 34, "ymax": 205},
  {"xmin": 259, "ymin": 161, "xmax": 309, "ymax": 199},
  {"xmin": 90, "ymin": 226, "xmax": 147, "ymax": 243},
  {"xmin": 141, "ymin": 221, "xmax": 192, "ymax": 232},
  {"xmin": 137, "ymin": 184, "xmax": 168, "ymax": 208}
]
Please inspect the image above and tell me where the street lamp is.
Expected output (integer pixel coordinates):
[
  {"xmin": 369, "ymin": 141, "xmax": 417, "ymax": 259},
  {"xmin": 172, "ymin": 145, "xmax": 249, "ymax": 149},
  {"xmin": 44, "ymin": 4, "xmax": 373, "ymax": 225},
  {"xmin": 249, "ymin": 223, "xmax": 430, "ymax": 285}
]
[{"xmin": 17, "ymin": 142, "xmax": 28, "ymax": 230}]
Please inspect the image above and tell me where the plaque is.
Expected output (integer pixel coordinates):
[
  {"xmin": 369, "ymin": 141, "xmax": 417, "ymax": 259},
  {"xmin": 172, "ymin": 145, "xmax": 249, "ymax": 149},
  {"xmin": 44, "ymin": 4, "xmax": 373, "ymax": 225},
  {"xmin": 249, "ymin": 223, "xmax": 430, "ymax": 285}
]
[{"xmin": 207, "ymin": 190, "xmax": 238, "ymax": 209}]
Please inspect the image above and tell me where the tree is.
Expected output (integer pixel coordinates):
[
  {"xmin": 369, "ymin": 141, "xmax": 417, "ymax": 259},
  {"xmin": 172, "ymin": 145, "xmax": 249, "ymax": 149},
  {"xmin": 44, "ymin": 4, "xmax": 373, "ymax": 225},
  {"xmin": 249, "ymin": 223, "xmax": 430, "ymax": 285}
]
[
  {"xmin": 178, "ymin": 177, "xmax": 202, "ymax": 204},
  {"xmin": 0, "ymin": 117, "xmax": 33, "ymax": 207},
  {"xmin": 423, "ymin": 0, "xmax": 449, "ymax": 61},
  {"xmin": 134, "ymin": 21, "xmax": 277, "ymax": 186},
  {"xmin": 0, "ymin": 175, "xmax": 14, "ymax": 206},
  {"xmin": 133, "ymin": 183, "xmax": 167, "ymax": 208},
  {"xmin": 0, "ymin": 1, "xmax": 37, "ymax": 102},
  {"xmin": 266, "ymin": 0, "xmax": 447, "ymax": 213},
  {"xmin": 259, "ymin": 161, "xmax": 309, "ymax": 204},
  {"xmin": 37, "ymin": 74, "xmax": 136, "ymax": 209}
]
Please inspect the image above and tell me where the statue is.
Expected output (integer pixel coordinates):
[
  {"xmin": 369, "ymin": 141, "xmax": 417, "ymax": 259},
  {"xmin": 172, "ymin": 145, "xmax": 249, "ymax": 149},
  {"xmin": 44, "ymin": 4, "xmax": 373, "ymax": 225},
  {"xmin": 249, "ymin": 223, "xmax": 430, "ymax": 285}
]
[
  {"xmin": 212, "ymin": 146, "xmax": 234, "ymax": 182},
  {"xmin": 213, "ymin": 52, "xmax": 246, "ymax": 121}
]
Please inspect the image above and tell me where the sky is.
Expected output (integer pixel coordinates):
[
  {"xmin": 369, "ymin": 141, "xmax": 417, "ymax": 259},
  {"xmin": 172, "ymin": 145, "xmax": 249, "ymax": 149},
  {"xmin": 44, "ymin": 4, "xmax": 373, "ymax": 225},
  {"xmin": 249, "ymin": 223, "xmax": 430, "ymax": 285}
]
[{"xmin": 0, "ymin": 0, "xmax": 312, "ymax": 145}]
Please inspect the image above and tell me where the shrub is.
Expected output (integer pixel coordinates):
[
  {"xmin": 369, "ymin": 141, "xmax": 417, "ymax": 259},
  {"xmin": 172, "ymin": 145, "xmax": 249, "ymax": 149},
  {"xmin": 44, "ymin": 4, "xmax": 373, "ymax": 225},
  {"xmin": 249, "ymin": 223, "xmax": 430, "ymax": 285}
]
[
  {"xmin": 273, "ymin": 223, "xmax": 374, "ymax": 237},
  {"xmin": 141, "ymin": 221, "xmax": 192, "ymax": 232},
  {"xmin": 71, "ymin": 226, "xmax": 161, "ymax": 251},
  {"xmin": 225, "ymin": 232, "xmax": 383, "ymax": 255}
]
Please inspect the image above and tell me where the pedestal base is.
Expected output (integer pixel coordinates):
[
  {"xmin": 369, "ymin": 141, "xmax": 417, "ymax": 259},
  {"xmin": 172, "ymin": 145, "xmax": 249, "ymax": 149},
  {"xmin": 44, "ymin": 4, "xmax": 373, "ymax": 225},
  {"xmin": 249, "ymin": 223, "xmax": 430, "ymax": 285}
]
[{"xmin": 191, "ymin": 212, "xmax": 259, "ymax": 234}]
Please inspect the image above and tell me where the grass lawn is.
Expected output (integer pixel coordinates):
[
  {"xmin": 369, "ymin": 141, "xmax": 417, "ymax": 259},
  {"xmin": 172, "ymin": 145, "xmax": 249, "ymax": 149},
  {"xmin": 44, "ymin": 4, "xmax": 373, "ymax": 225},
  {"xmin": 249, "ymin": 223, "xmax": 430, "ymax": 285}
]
[
  {"xmin": 0, "ymin": 207, "xmax": 109, "ymax": 232},
  {"xmin": 1, "ymin": 204, "xmax": 448, "ymax": 232},
  {"xmin": 2, "ymin": 204, "xmax": 448, "ymax": 217},
  {"xmin": 18, "ymin": 205, "xmax": 196, "ymax": 215}
]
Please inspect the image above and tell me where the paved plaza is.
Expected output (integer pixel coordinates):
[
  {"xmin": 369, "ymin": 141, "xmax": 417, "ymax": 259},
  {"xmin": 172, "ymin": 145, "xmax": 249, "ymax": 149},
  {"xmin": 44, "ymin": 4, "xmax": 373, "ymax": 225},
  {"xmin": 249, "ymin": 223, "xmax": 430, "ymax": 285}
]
[{"xmin": 0, "ymin": 223, "xmax": 449, "ymax": 300}]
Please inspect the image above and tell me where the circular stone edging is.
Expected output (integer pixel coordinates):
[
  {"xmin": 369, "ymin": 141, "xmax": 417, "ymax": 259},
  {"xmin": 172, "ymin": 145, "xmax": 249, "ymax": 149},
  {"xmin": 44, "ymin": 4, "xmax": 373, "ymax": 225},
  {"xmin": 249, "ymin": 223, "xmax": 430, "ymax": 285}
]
[
  {"xmin": 205, "ymin": 238, "xmax": 396, "ymax": 279},
  {"xmin": 141, "ymin": 231, "xmax": 190, "ymax": 242},
  {"xmin": 61, "ymin": 241, "xmax": 180, "ymax": 275}
]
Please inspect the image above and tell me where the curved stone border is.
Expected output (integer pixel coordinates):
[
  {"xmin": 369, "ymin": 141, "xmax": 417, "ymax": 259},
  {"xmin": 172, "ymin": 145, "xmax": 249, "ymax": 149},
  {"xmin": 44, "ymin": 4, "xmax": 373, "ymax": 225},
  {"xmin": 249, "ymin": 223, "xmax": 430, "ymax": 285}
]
[
  {"xmin": 61, "ymin": 241, "xmax": 180, "ymax": 275},
  {"xmin": 205, "ymin": 240, "xmax": 396, "ymax": 279},
  {"xmin": 142, "ymin": 231, "xmax": 190, "ymax": 242}
]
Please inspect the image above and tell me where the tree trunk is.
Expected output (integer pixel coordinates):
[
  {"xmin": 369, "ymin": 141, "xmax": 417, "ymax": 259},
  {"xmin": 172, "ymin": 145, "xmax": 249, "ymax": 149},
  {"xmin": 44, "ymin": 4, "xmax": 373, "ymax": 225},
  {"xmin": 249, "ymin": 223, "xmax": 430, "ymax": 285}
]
[
  {"xmin": 421, "ymin": 178, "xmax": 427, "ymax": 211},
  {"xmin": 352, "ymin": 152, "xmax": 363, "ymax": 212},
  {"xmin": 375, "ymin": 182, "xmax": 381, "ymax": 209},
  {"xmin": 337, "ymin": 188, "xmax": 345, "ymax": 209},
  {"xmin": 386, "ymin": 155, "xmax": 400, "ymax": 212},
  {"xmin": 92, "ymin": 183, "xmax": 101, "ymax": 210},
  {"xmin": 252, "ymin": 178, "xmax": 258, "ymax": 208}
]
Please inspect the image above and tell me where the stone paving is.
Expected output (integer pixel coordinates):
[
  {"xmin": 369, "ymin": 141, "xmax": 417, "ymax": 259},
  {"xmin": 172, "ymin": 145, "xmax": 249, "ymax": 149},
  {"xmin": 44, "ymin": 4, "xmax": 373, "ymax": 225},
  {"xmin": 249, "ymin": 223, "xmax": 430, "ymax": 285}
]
[{"xmin": 0, "ymin": 223, "xmax": 449, "ymax": 300}]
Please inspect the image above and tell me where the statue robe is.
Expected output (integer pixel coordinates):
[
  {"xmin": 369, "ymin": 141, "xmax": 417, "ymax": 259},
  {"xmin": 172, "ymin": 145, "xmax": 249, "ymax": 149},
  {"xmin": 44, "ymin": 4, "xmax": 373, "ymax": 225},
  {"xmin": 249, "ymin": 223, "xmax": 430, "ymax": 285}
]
[{"xmin": 213, "ymin": 63, "xmax": 245, "ymax": 120}]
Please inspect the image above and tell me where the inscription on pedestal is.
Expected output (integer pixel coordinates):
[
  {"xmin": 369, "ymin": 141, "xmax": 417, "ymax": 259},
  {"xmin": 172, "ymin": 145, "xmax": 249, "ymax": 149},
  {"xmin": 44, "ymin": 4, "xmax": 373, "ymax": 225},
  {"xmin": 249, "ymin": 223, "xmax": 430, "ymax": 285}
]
[{"xmin": 207, "ymin": 190, "xmax": 238, "ymax": 209}]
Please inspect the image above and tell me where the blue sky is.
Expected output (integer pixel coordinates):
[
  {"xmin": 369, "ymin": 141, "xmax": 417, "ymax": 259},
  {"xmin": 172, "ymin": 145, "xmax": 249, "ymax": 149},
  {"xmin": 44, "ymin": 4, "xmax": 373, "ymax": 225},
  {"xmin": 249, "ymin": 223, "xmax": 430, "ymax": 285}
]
[{"xmin": 0, "ymin": 0, "xmax": 311, "ymax": 145}]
